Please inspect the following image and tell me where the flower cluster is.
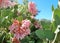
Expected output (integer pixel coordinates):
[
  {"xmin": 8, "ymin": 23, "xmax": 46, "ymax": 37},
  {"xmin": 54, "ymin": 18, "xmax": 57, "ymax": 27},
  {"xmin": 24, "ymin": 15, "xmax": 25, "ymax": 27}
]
[
  {"xmin": 0, "ymin": 0, "xmax": 39, "ymax": 43},
  {"xmin": 28, "ymin": 2, "xmax": 37, "ymax": 16},
  {"xmin": 0, "ymin": 0, "xmax": 17, "ymax": 8},
  {"xmin": 9, "ymin": 19, "xmax": 31, "ymax": 41}
]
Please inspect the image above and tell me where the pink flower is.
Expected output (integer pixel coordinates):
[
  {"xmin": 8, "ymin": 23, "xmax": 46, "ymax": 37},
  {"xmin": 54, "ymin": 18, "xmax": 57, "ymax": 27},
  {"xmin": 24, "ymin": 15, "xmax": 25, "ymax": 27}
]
[
  {"xmin": 0, "ymin": 0, "xmax": 2, "ymax": 4},
  {"xmin": 34, "ymin": 21, "xmax": 42, "ymax": 29},
  {"xmin": 14, "ymin": 19, "xmax": 31, "ymax": 40},
  {"xmin": 9, "ymin": 19, "xmax": 31, "ymax": 40},
  {"xmin": 12, "ymin": 37, "xmax": 20, "ymax": 43},
  {"xmin": 9, "ymin": 20, "xmax": 20, "ymax": 33},
  {"xmin": 10, "ymin": 2, "xmax": 17, "ymax": 7},
  {"xmin": 14, "ymin": 28, "xmax": 30, "ymax": 40},
  {"xmin": 28, "ymin": 2, "xmax": 37, "ymax": 16},
  {"xmin": 30, "ymin": 16, "xmax": 35, "ymax": 19},
  {"xmin": 22, "ymin": 19, "xmax": 31, "ymax": 28},
  {"xmin": 0, "ymin": 0, "xmax": 17, "ymax": 8}
]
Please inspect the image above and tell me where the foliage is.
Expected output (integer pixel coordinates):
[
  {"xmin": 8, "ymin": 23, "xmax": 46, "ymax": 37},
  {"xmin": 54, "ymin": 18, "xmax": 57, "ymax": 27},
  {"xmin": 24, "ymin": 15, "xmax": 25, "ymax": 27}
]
[
  {"xmin": 40, "ymin": 19, "xmax": 51, "ymax": 30},
  {"xmin": 0, "ymin": 0, "xmax": 60, "ymax": 43}
]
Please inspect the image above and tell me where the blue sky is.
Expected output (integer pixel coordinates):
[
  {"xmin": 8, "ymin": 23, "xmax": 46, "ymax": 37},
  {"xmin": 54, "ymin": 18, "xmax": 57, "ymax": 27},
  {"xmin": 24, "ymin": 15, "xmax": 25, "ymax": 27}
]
[{"xmin": 18, "ymin": 0, "xmax": 58, "ymax": 20}]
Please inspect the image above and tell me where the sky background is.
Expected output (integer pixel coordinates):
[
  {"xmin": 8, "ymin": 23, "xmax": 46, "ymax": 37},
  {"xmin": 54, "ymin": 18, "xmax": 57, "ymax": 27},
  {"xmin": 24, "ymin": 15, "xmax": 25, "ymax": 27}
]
[{"xmin": 18, "ymin": 0, "xmax": 58, "ymax": 20}]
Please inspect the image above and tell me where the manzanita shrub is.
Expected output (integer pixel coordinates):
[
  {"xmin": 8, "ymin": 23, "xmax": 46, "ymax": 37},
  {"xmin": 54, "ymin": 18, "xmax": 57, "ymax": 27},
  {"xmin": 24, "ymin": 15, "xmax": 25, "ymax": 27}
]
[{"xmin": 0, "ymin": 0, "xmax": 60, "ymax": 43}]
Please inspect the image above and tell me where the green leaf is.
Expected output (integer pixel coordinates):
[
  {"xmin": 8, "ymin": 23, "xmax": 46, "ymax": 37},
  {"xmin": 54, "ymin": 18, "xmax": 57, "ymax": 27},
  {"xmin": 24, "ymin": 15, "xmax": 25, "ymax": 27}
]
[
  {"xmin": 16, "ymin": 16, "xmax": 23, "ymax": 21},
  {"xmin": 54, "ymin": 32, "xmax": 60, "ymax": 43},
  {"xmin": 0, "ymin": 33, "xmax": 6, "ymax": 43},
  {"xmin": 29, "ymin": 41, "xmax": 34, "ymax": 43},
  {"xmin": 44, "ymin": 30, "xmax": 55, "ymax": 40},
  {"xmin": 52, "ymin": 5, "xmax": 54, "ymax": 11},
  {"xmin": 50, "ymin": 22, "xmax": 57, "ymax": 32},
  {"xmin": 36, "ymin": 39, "xmax": 43, "ymax": 43},
  {"xmin": 1, "ymin": 9, "xmax": 12, "ymax": 17},
  {"xmin": 35, "ymin": 30, "xmax": 46, "ymax": 39},
  {"xmin": 21, "ymin": 36, "xmax": 31, "ymax": 43},
  {"xmin": 40, "ymin": 19, "xmax": 51, "ymax": 30},
  {"xmin": 35, "ymin": 30, "xmax": 55, "ymax": 40},
  {"xmin": 52, "ymin": 8, "xmax": 60, "ymax": 32},
  {"xmin": 23, "ymin": 0, "xmax": 28, "ymax": 5}
]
